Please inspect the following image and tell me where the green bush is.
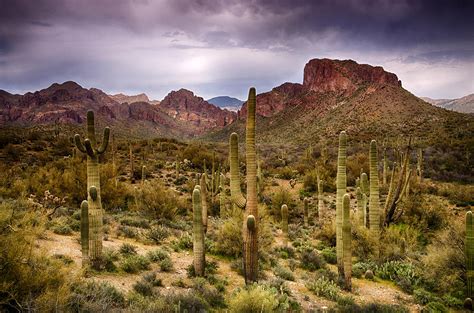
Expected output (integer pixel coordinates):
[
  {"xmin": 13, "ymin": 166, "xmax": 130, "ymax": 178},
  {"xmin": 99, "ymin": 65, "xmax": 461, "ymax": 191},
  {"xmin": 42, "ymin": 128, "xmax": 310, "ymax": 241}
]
[
  {"xmin": 68, "ymin": 281, "xmax": 125, "ymax": 312},
  {"xmin": 141, "ymin": 180, "xmax": 183, "ymax": 219},
  {"xmin": 145, "ymin": 225, "xmax": 170, "ymax": 244},
  {"xmin": 270, "ymin": 187, "xmax": 293, "ymax": 217},
  {"xmin": 119, "ymin": 243, "xmax": 138, "ymax": 256},
  {"xmin": 120, "ymin": 255, "xmax": 150, "ymax": 273},
  {"xmin": 159, "ymin": 258, "xmax": 173, "ymax": 272},
  {"xmin": 422, "ymin": 302, "xmax": 448, "ymax": 313},
  {"xmin": 147, "ymin": 249, "xmax": 170, "ymax": 263},
  {"xmin": 337, "ymin": 302, "xmax": 409, "ymax": 312},
  {"xmin": 133, "ymin": 280, "xmax": 154, "ymax": 297},
  {"xmin": 321, "ymin": 247, "xmax": 337, "ymax": 265},
  {"xmin": 228, "ymin": 284, "xmax": 279, "ymax": 313},
  {"xmin": 300, "ymin": 248, "xmax": 326, "ymax": 271},
  {"xmin": 377, "ymin": 261, "xmax": 420, "ymax": 293},
  {"xmin": 120, "ymin": 216, "xmax": 150, "ymax": 229},
  {"xmin": 211, "ymin": 208, "xmax": 242, "ymax": 257},
  {"xmin": 274, "ymin": 265, "xmax": 295, "ymax": 281},
  {"xmin": 102, "ymin": 248, "xmax": 120, "ymax": 272}
]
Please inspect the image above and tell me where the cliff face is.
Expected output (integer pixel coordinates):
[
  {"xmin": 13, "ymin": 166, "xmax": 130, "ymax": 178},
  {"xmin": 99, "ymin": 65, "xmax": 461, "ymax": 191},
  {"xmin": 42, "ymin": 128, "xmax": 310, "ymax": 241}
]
[{"xmin": 303, "ymin": 58, "xmax": 401, "ymax": 95}]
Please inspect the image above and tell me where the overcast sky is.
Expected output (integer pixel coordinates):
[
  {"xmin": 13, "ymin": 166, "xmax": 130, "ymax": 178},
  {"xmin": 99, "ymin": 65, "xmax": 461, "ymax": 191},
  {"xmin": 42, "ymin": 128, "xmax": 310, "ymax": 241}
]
[{"xmin": 0, "ymin": 0, "xmax": 473, "ymax": 100}]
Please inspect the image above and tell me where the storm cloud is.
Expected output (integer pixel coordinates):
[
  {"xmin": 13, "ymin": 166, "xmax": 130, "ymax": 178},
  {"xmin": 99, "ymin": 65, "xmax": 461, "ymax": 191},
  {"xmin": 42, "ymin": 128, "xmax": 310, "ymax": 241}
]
[{"xmin": 0, "ymin": 0, "xmax": 473, "ymax": 99}]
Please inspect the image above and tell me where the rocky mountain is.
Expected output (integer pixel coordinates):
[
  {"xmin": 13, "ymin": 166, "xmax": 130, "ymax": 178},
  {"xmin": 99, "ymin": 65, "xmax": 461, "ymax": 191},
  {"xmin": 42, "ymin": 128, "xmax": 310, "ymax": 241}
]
[
  {"xmin": 207, "ymin": 96, "xmax": 243, "ymax": 112},
  {"xmin": 421, "ymin": 94, "xmax": 474, "ymax": 113},
  {"xmin": 211, "ymin": 58, "xmax": 473, "ymax": 145},
  {"xmin": 109, "ymin": 93, "xmax": 160, "ymax": 105},
  {"xmin": 0, "ymin": 82, "xmax": 235, "ymax": 138}
]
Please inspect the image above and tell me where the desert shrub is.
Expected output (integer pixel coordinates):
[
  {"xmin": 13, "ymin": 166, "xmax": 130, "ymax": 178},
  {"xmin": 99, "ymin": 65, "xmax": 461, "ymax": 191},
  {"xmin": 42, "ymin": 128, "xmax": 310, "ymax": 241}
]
[
  {"xmin": 321, "ymin": 247, "xmax": 337, "ymax": 264},
  {"xmin": 274, "ymin": 265, "xmax": 295, "ymax": 281},
  {"xmin": 352, "ymin": 261, "xmax": 377, "ymax": 279},
  {"xmin": 300, "ymin": 248, "xmax": 326, "ymax": 271},
  {"xmin": 50, "ymin": 217, "xmax": 73, "ymax": 235},
  {"xmin": 145, "ymin": 225, "xmax": 170, "ymax": 244},
  {"xmin": 119, "ymin": 243, "xmax": 138, "ymax": 255},
  {"xmin": 181, "ymin": 144, "xmax": 213, "ymax": 169},
  {"xmin": 317, "ymin": 221, "xmax": 336, "ymax": 247},
  {"xmin": 422, "ymin": 302, "xmax": 448, "ymax": 313},
  {"xmin": 142, "ymin": 272, "xmax": 162, "ymax": 287},
  {"xmin": 102, "ymin": 248, "xmax": 119, "ymax": 272},
  {"xmin": 303, "ymin": 170, "xmax": 318, "ymax": 192},
  {"xmin": 120, "ymin": 216, "xmax": 150, "ymax": 229},
  {"xmin": 420, "ymin": 223, "xmax": 465, "ymax": 296},
  {"xmin": 147, "ymin": 249, "xmax": 170, "ymax": 263},
  {"xmin": 379, "ymin": 224, "xmax": 422, "ymax": 262},
  {"xmin": 0, "ymin": 200, "xmax": 73, "ymax": 311},
  {"xmin": 117, "ymin": 225, "xmax": 138, "ymax": 238},
  {"xmin": 352, "ymin": 226, "xmax": 378, "ymax": 260},
  {"xmin": 211, "ymin": 208, "xmax": 242, "ymax": 257},
  {"xmin": 401, "ymin": 194, "xmax": 448, "ymax": 233},
  {"xmin": 120, "ymin": 255, "xmax": 150, "ymax": 273},
  {"xmin": 276, "ymin": 166, "xmax": 295, "ymax": 179},
  {"xmin": 133, "ymin": 280, "xmax": 154, "ymax": 297},
  {"xmin": 270, "ymin": 187, "xmax": 293, "ymax": 217},
  {"xmin": 191, "ymin": 278, "xmax": 226, "ymax": 308},
  {"xmin": 228, "ymin": 284, "xmax": 279, "ymax": 313},
  {"xmin": 140, "ymin": 180, "xmax": 183, "ymax": 219},
  {"xmin": 414, "ymin": 288, "xmax": 439, "ymax": 305},
  {"xmin": 68, "ymin": 281, "xmax": 125, "ymax": 312},
  {"xmin": 434, "ymin": 182, "xmax": 474, "ymax": 207},
  {"xmin": 306, "ymin": 276, "xmax": 353, "ymax": 304},
  {"xmin": 160, "ymin": 258, "xmax": 173, "ymax": 272},
  {"xmin": 172, "ymin": 232, "xmax": 193, "ymax": 251},
  {"xmin": 164, "ymin": 291, "xmax": 209, "ymax": 312}
]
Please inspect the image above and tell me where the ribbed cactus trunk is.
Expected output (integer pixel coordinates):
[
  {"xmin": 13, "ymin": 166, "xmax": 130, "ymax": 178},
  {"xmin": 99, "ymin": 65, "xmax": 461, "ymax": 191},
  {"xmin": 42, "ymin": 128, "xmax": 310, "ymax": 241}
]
[
  {"xmin": 193, "ymin": 187, "xmax": 205, "ymax": 276},
  {"xmin": 466, "ymin": 211, "xmax": 474, "ymax": 299},
  {"xmin": 360, "ymin": 172, "xmax": 369, "ymax": 228},
  {"xmin": 281, "ymin": 204, "xmax": 288, "ymax": 246},
  {"xmin": 317, "ymin": 176, "xmax": 324, "ymax": 220},
  {"xmin": 383, "ymin": 148, "xmax": 388, "ymax": 186},
  {"xmin": 369, "ymin": 140, "xmax": 380, "ymax": 242},
  {"xmin": 342, "ymin": 194, "xmax": 352, "ymax": 291},
  {"xmin": 75, "ymin": 111, "xmax": 109, "ymax": 269},
  {"xmin": 336, "ymin": 131, "xmax": 347, "ymax": 279},
  {"xmin": 80, "ymin": 200, "xmax": 89, "ymax": 267},
  {"xmin": 356, "ymin": 187, "xmax": 365, "ymax": 227},
  {"xmin": 303, "ymin": 198, "xmax": 309, "ymax": 227},
  {"xmin": 417, "ymin": 148, "xmax": 423, "ymax": 183},
  {"xmin": 200, "ymin": 174, "xmax": 208, "ymax": 233},
  {"xmin": 244, "ymin": 87, "xmax": 258, "ymax": 284}
]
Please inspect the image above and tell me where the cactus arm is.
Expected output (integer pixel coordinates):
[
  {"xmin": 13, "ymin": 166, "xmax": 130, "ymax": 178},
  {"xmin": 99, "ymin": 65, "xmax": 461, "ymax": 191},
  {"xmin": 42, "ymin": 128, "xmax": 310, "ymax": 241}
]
[
  {"xmin": 97, "ymin": 127, "xmax": 110, "ymax": 154},
  {"xmin": 396, "ymin": 168, "xmax": 413, "ymax": 204},
  {"xmin": 74, "ymin": 134, "xmax": 87, "ymax": 153},
  {"xmin": 86, "ymin": 110, "xmax": 96, "ymax": 146},
  {"xmin": 84, "ymin": 139, "xmax": 95, "ymax": 158},
  {"xmin": 229, "ymin": 132, "xmax": 246, "ymax": 208},
  {"xmin": 383, "ymin": 163, "xmax": 396, "ymax": 218},
  {"xmin": 80, "ymin": 200, "xmax": 89, "ymax": 267}
]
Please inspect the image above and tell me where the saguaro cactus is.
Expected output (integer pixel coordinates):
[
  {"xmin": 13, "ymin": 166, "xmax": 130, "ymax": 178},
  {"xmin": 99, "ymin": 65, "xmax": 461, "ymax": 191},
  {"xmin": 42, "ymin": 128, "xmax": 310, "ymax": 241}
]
[
  {"xmin": 342, "ymin": 193, "xmax": 352, "ymax": 291},
  {"xmin": 383, "ymin": 148, "xmax": 388, "ymax": 186},
  {"xmin": 417, "ymin": 148, "xmax": 423, "ymax": 182},
  {"xmin": 336, "ymin": 131, "xmax": 347, "ymax": 278},
  {"xmin": 369, "ymin": 140, "xmax": 380, "ymax": 240},
  {"xmin": 80, "ymin": 200, "xmax": 89, "ymax": 267},
  {"xmin": 229, "ymin": 87, "xmax": 258, "ymax": 284},
  {"xmin": 317, "ymin": 171, "xmax": 324, "ymax": 219},
  {"xmin": 200, "ymin": 174, "xmax": 209, "ymax": 233},
  {"xmin": 355, "ymin": 187, "xmax": 365, "ymax": 227},
  {"xmin": 281, "ymin": 204, "xmax": 289, "ymax": 246},
  {"xmin": 467, "ymin": 211, "xmax": 474, "ymax": 300},
  {"xmin": 75, "ymin": 110, "xmax": 109, "ymax": 268},
  {"xmin": 193, "ymin": 187, "xmax": 205, "ymax": 276},
  {"xmin": 303, "ymin": 197, "xmax": 309, "ymax": 227}
]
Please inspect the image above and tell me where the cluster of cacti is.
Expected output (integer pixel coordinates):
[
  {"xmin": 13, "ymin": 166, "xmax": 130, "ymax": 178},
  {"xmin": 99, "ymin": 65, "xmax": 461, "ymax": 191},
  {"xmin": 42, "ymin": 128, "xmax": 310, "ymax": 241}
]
[
  {"xmin": 369, "ymin": 140, "xmax": 380, "ymax": 240},
  {"xmin": 75, "ymin": 110, "xmax": 110, "ymax": 268},
  {"xmin": 229, "ymin": 87, "xmax": 259, "ymax": 284},
  {"xmin": 466, "ymin": 211, "xmax": 474, "ymax": 306},
  {"xmin": 193, "ymin": 186, "xmax": 205, "ymax": 276},
  {"xmin": 336, "ymin": 131, "xmax": 347, "ymax": 279},
  {"xmin": 281, "ymin": 204, "xmax": 289, "ymax": 246},
  {"xmin": 303, "ymin": 197, "xmax": 309, "ymax": 227}
]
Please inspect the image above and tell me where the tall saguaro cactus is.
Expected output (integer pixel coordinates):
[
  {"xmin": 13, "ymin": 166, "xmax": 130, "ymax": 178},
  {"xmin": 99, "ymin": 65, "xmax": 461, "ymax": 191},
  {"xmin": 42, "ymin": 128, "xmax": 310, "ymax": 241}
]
[
  {"xmin": 193, "ymin": 187, "xmax": 205, "ymax": 276},
  {"xmin": 200, "ymin": 174, "xmax": 209, "ymax": 233},
  {"xmin": 75, "ymin": 110, "xmax": 109, "ymax": 268},
  {"xmin": 281, "ymin": 204, "xmax": 289, "ymax": 246},
  {"xmin": 355, "ymin": 187, "xmax": 365, "ymax": 227},
  {"xmin": 229, "ymin": 87, "xmax": 258, "ymax": 284},
  {"xmin": 369, "ymin": 140, "xmax": 380, "ymax": 240},
  {"xmin": 342, "ymin": 193, "xmax": 352, "ymax": 291},
  {"xmin": 336, "ymin": 131, "xmax": 347, "ymax": 278}
]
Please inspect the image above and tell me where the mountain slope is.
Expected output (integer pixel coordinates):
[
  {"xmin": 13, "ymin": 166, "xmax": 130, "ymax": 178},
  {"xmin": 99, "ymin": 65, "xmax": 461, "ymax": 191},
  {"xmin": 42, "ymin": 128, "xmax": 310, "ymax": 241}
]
[
  {"xmin": 208, "ymin": 58, "xmax": 474, "ymax": 146},
  {"xmin": 207, "ymin": 96, "xmax": 243, "ymax": 111},
  {"xmin": 421, "ymin": 94, "xmax": 474, "ymax": 113},
  {"xmin": 0, "ymin": 82, "xmax": 235, "ymax": 138}
]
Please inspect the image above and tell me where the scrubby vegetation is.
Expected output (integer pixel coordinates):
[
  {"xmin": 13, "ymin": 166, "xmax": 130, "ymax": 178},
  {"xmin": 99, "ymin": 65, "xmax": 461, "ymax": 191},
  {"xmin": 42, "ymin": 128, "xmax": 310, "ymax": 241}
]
[{"xmin": 0, "ymin": 101, "xmax": 472, "ymax": 312}]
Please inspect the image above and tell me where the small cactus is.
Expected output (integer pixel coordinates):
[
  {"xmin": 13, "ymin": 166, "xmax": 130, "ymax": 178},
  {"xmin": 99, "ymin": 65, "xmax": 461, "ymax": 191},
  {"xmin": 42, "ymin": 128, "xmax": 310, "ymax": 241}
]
[
  {"xmin": 193, "ymin": 187, "xmax": 205, "ymax": 276},
  {"xmin": 281, "ymin": 204, "xmax": 289, "ymax": 246}
]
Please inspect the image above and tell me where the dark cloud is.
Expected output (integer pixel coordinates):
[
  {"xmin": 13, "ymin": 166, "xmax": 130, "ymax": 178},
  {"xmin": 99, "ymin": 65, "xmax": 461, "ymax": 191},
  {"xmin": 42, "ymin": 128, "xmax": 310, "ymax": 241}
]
[{"xmin": 0, "ymin": 0, "xmax": 472, "ymax": 99}]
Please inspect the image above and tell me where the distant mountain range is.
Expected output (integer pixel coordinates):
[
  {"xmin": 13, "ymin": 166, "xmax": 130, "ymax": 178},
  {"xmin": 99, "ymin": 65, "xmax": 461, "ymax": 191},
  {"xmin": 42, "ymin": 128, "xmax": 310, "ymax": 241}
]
[
  {"xmin": 1, "ymin": 58, "xmax": 472, "ymax": 145},
  {"xmin": 421, "ymin": 94, "xmax": 474, "ymax": 113},
  {"xmin": 206, "ymin": 96, "xmax": 243, "ymax": 112}
]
